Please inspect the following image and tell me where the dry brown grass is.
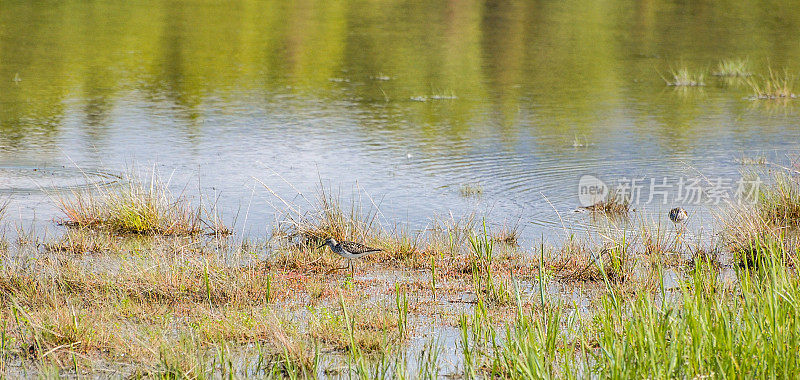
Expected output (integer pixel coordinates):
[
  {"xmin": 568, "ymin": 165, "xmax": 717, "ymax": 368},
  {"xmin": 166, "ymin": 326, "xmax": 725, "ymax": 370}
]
[
  {"xmin": 492, "ymin": 222, "xmax": 520, "ymax": 246},
  {"xmin": 269, "ymin": 185, "xmax": 382, "ymax": 249},
  {"xmin": 539, "ymin": 235, "xmax": 635, "ymax": 284},
  {"xmin": 265, "ymin": 242, "xmax": 342, "ymax": 273},
  {"xmin": 0, "ymin": 238, "xmax": 323, "ymax": 375},
  {"xmin": 42, "ymin": 228, "xmax": 114, "ymax": 254},
  {"xmin": 0, "ymin": 198, "xmax": 8, "ymax": 223},
  {"xmin": 720, "ymin": 169, "xmax": 800, "ymax": 267},
  {"xmin": 372, "ymin": 228, "xmax": 428, "ymax": 268}
]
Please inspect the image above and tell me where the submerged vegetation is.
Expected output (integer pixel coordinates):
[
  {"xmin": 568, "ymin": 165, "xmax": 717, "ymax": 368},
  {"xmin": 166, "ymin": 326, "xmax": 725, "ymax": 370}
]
[{"xmin": 3, "ymin": 167, "xmax": 800, "ymax": 377}]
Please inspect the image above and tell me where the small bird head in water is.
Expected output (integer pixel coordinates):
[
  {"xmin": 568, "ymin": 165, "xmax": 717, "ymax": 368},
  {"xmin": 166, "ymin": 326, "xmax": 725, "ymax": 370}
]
[
  {"xmin": 669, "ymin": 207, "xmax": 688, "ymax": 224},
  {"xmin": 317, "ymin": 237, "xmax": 337, "ymax": 249}
]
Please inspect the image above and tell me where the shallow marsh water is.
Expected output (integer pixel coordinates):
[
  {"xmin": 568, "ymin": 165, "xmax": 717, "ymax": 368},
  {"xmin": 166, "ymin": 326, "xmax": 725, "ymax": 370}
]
[{"xmin": 2, "ymin": 0, "xmax": 800, "ymax": 243}]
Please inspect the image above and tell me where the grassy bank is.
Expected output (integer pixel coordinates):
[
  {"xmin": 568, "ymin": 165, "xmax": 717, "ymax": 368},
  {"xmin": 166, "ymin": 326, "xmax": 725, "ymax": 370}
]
[{"xmin": 1, "ymin": 168, "xmax": 800, "ymax": 378}]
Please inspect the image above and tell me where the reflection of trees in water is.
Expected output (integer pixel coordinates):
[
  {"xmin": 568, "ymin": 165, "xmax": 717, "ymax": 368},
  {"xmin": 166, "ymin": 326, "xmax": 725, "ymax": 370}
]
[{"xmin": 0, "ymin": 0, "xmax": 798, "ymax": 149}]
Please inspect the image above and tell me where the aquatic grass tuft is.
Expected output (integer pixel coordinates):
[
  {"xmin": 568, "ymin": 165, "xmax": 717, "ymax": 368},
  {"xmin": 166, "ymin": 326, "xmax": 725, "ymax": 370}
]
[
  {"xmin": 376, "ymin": 227, "xmax": 426, "ymax": 268},
  {"xmin": 540, "ymin": 234, "xmax": 634, "ymax": 284},
  {"xmin": 459, "ymin": 183, "xmax": 483, "ymax": 198},
  {"xmin": 268, "ymin": 183, "xmax": 382, "ymax": 250},
  {"xmin": 395, "ymin": 284, "xmax": 409, "ymax": 339},
  {"xmin": 664, "ymin": 67, "xmax": 705, "ymax": 87},
  {"xmin": 56, "ymin": 171, "xmax": 203, "ymax": 235},
  {"xmin": 747, "ymin": 67, "xmax": 797, "ymax": 100},
  {"xmin": 757, "ymin": 171, "xmax": 800, "ymax": 225},
  {"xmin": 580, "ymin": 188, "xmax": 631, "ymax": 216},
  {"xmin": 572, "ymin": 135, "xmax": 589, "ymax": 148},
  {"xmin": 712, "ymin": 58, "xmax": 751, "ymax": 77}
]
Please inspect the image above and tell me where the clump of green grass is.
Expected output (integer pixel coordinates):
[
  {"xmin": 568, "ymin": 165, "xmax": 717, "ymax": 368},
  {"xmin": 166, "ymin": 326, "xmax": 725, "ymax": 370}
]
[
  {"xmin": 468, "ymin": 226, "xmax": 514, "ymax": 306},
  {"xmin": 459, "ymin": 183, "xmax": 483, "ymax": 198},
  {"xmin": 712, "ymin": 58, "xmax": 751, "ymax": 77},
  {"xmin": 459, "ymin": 239, "xmax": 800, "ymax": 378},
  {"xmin": 747, "ymin": 68, "xmax": 797, "ymax": 100},
  {"xmin": 308, "ymin": 303, "xmax": 402, "ymax": 354},
  {"xmin": 427, "ymin": 212, "xmax": 477, "ymax": 255},
  {"xmin": 375, "ymin": 227, "xmax": 426, "ymax": 268},
  {"xmin": 757, "ymin": 171, "xmax": 800, "ymax": 225},
  {"xmin": 664, "ymin": 68, "xmax": 705, "ymax": 86},
  {"xmin": 720, "ymin": 169, "xmax": 800, "ymax": 267},
  {"xmin": 57, "ymin": 172, "xmax": 203, "ymax": 235}
]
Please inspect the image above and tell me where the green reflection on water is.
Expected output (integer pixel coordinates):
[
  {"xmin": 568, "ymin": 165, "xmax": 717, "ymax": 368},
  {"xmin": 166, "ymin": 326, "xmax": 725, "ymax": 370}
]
[{"xmin": 1, "ymin": 0, "xmax": 799, "ymax": 150}]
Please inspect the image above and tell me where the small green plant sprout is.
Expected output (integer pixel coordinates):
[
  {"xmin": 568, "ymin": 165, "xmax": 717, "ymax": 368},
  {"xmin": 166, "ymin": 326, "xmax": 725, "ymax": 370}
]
[{"xmin": 395, "ymin": 284, "xmax": 409, "ymax": 338}]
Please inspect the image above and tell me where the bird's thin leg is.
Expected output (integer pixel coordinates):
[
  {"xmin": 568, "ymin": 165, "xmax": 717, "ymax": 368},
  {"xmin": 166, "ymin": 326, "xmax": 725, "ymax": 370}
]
[{"xmin": 327, "ymin": 260, "xmax": 349, "ymax": 274}]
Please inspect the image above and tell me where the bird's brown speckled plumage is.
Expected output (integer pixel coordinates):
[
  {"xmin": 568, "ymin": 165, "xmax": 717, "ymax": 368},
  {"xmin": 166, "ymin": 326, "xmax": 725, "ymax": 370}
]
[{"xmin": 338, "ymin": 240, "xmax": 382, "ymax": 255}]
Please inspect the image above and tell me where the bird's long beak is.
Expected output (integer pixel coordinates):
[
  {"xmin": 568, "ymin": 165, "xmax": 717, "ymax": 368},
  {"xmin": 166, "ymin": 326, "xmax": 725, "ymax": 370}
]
[{"xmin": 317, "ymin": 243, "xmax": 325, "ymax": 249}]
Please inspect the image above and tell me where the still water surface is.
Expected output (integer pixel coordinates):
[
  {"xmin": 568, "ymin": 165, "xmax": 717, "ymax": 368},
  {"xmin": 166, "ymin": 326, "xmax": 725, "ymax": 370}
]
[{"xmin": 1, "ymin": 0, "xmax": 799, "ymax": 242}]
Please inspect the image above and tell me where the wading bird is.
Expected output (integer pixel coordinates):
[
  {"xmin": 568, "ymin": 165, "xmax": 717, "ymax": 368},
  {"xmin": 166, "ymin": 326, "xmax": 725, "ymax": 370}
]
[
  {"xmin": 318, "ymin": 237, "xmax": 381, "ymax": 276},
  {"xmin": 669, "ymin": 207, "xmax": 689, "ymax": 244},
  {"xmin": 669, "ymin": 207, "xmax": 688, "ymax": 224}
]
